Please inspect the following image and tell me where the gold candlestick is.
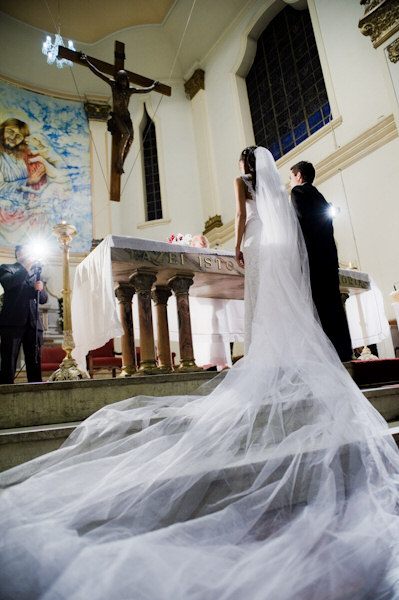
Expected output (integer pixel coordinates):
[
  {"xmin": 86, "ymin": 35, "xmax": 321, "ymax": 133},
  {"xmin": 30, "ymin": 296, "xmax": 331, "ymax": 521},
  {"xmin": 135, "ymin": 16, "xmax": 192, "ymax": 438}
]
[{"xmin": 48, "ymin": 222, "xmax": 89, "ymax": 381}]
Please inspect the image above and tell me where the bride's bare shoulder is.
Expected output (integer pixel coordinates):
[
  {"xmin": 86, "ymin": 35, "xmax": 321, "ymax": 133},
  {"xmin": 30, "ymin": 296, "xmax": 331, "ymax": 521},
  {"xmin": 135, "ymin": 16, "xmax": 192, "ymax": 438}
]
[{"xmin": 234, "ymin": 176, "xmax": 246, "ymax": 189}]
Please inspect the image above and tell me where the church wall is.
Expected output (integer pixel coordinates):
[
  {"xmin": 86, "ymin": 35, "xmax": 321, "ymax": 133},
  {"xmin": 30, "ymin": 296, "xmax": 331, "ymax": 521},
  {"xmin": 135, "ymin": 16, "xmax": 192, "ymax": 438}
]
[
  {"xmin": 0, "ymin": 10, "xmax": 205, "ymax": 244},
  {"xmin": 186, "ymin": 1, "xmax": 269, "ymax": 234},
  {"xmin": 310, "ymin": 0, "xmax": 399, "ymax": 327},
  {"xmin": 310, "ymin": 0, "xmax": 394, "ymax": 147},
  {"xmin": 382, "ymin": 33, "xmax": 399, "ymax": 137},
  {"xmin": 0, "ymin": 1, "xmax": 398, "ymax": 357},
  {"xmin": 197, "ymin": 0, "xmax": 396, "ymax": 219},
  {"xmin": 330, "ymin": 137, "xmax": 399, "ymax": 296},
  {"xmin": 89, "ymin": 120, "xmax": 112, "ymax": 241},
  {"xmin": 0, "ymin": 11, "xmax": 205, "ymax": 289},
  {"xmin": 194, "ymin": 0, "xmax": 399, "ymax": 340},
  {"xmin": 139, "ymin": 87, "xmax": 204, "ymax": 240},
  {"xmin": 189, "ymin": 89, "xmax": 221, "ymax": 226},
  {"xmin": 102, "ymin": 84, "xmax": 205, "ymax": 242}
]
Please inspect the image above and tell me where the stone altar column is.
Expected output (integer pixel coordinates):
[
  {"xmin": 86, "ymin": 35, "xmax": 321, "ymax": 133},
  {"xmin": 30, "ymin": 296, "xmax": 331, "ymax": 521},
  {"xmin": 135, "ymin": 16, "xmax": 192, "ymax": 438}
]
[
  {"xmin": 129, "ymin": 269, "xmax": 158, "ymax": 374},
  {"xmin": 152, "ymin": 286, "xmax": 173, "ymax": 372},
  {"xmin": 168, "ymin": 273, "xmax": 200, "ymax": 371},
  {"xmin": 115, "ymin": 283, "xmax": 137, "ymax": 376}
]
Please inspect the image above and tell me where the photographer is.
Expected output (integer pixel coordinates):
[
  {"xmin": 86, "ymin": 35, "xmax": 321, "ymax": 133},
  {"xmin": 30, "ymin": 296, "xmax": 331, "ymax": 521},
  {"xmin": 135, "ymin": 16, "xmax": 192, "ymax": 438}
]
[{"xmin": 0, "ymin": 245, "xmax": 48, "ymax": 384}]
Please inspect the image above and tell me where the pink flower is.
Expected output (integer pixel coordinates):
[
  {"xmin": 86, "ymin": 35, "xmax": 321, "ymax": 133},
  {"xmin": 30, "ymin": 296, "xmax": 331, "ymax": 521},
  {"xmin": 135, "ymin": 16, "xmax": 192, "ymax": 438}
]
[{"xmin": 167, "ymin": 233, "xmax": 193, "ymax": 245}]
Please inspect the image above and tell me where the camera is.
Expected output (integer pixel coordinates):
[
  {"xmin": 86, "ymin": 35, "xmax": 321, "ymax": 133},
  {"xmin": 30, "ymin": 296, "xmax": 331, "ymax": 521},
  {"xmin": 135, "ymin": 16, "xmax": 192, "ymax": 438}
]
[{"xmin": 32, "ymin": 263, "xmax": 42, "ymax": 279}]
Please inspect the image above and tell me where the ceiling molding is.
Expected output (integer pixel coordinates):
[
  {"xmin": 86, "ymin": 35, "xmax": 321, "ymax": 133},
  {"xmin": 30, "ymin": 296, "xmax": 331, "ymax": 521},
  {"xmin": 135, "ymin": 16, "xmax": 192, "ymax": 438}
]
[
  {"xmin": 0, "ymin": 1, "xmax": 176, "ymax": 44},
  {"xmin": 314, "ymin": 114, "xmax": 397, "ymax": 185}
]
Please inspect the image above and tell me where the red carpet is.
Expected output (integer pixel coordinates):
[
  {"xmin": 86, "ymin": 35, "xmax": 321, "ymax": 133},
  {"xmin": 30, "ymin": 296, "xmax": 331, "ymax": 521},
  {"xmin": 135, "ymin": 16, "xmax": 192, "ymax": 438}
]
[{"xmin": 350, "ymin": 359, "xmax": 399, "ymax": 387}]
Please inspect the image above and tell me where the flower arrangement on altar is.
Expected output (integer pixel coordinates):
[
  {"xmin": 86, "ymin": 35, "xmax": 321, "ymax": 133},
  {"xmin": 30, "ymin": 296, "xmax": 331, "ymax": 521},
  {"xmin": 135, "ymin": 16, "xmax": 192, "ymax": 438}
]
[{"xmin": 167, "ymin": 233, "xmax": 193, "ymax": 246}]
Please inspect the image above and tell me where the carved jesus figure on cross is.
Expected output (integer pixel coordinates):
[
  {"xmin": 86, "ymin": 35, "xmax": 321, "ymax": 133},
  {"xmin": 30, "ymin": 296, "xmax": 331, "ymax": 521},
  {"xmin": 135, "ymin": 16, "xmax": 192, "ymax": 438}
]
[
  {"xmin": 79, "ymin": 54, "xmax": 160, "ymax": 174},
  {"xmin": 57, "ymin": 41, "xmax": 171, "ymax": 201}
]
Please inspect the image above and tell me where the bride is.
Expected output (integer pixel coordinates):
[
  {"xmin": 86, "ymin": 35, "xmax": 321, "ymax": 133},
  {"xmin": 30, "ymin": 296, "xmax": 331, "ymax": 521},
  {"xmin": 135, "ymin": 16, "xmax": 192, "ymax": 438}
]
[{"xmin": 1, "ymin": 147, "xmax": 399, "ymax": 600}]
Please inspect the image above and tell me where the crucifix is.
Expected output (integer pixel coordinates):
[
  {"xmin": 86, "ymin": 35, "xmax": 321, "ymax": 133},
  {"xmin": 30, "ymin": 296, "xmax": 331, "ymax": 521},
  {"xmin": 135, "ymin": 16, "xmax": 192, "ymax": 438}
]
[{"xmin": 58, "ymin": 41, "xmax": 171, "ymax": 202}]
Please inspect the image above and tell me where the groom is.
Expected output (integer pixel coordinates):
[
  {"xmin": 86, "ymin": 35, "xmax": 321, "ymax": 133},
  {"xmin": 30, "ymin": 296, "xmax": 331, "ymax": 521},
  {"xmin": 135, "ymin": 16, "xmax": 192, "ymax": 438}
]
[{"xmin": 290, "ymin": 161, "xmax": 353, "ymax": 362}]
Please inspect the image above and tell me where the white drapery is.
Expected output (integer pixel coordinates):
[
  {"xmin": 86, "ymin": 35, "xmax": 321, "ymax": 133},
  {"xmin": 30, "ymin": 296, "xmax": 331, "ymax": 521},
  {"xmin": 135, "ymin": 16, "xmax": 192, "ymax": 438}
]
[{"xmin": 345, "ymin": 277, "xmax": 390, "ymax": 348}]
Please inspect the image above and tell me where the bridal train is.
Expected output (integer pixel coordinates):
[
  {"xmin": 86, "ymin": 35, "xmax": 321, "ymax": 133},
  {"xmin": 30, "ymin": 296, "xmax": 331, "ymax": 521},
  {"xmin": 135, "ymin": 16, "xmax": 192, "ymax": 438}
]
[{"xmin": 1, "ymin": 148, "xmax": 399, "ymax": 600}]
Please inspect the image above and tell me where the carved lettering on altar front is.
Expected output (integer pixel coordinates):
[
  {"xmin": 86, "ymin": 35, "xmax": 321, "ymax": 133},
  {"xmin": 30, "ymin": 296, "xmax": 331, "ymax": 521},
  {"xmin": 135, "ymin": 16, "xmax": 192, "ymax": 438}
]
[
  {"xmin": 339, "ymin": 275, "xmax": 368, "ymax": 290},
  {"xmin": 126, "ymin": 249, "xmax": 239, "ymax": 275}
]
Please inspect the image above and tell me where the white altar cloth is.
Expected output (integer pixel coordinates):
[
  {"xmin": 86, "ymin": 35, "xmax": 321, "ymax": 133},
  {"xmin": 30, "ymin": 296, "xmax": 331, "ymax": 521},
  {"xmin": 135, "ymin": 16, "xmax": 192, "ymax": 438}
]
[
  {"xmin": 393, "ymin": 303, "xmax": 399, "ymax": 324},
  {"xmin": 165, "ymin": 297, "xmax": 244, "ymax": 367},
  {"xmin": 71, "ymin": 236, "xmax": 124, "ymax": 372},
  {"xmin": 345, "ymin": 278, "xmax": 390, "ymax": 347}
]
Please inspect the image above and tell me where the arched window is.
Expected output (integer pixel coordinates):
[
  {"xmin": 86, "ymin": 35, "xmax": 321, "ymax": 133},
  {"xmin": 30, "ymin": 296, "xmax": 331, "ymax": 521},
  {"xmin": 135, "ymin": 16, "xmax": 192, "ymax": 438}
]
[
  {"xmin": 246, "ymin": 5, "xmax": 331, "ymax": 160},
  {"xmin": 142, "ymin": 106, "xmax": 162, "ymax": 221}
]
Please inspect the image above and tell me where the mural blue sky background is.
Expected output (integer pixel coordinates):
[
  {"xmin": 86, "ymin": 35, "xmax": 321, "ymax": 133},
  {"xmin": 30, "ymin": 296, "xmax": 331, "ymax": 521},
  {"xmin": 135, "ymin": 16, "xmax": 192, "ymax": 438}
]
[{"xmin": 0, "ymin": 80, "xmax": 92, "ymax": 253}]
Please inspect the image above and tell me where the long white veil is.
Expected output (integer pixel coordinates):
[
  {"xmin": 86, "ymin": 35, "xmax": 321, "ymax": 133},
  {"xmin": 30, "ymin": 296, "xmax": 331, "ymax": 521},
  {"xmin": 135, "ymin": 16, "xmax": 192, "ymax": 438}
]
[{"xmin": 1, "ymin": 148, "xmax": 399, "ymax": 600}]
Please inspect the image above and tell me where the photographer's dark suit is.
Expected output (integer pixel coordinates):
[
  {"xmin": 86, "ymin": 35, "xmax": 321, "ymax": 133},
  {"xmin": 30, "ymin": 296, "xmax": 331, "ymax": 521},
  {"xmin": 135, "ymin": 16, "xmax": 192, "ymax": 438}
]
[
  {"xmin": 291, "ymin": 183, "xmax": 352, "ymax": 362},
  {"xmin": 0, "ymin": 262, "xmax": 48, "ymax": 383}
]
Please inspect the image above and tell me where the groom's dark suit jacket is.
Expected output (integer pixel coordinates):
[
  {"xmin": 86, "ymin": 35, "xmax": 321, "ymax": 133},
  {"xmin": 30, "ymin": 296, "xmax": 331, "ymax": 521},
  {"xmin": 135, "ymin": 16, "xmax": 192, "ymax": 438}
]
[{"xmin": 291, "ymin": 183, "xmax": 352, "ymax": 361}]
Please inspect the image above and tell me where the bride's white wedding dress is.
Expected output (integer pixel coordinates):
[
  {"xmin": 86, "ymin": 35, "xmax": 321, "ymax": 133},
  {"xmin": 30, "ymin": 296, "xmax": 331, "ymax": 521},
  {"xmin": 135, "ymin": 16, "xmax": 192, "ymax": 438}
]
[
  {"xmin": 1, "ymin": 148, "xmax": 399, "ymax": 600},
  {"xmin": 241, "ymin": 173, "xmax": 262, "ymax": 352}
]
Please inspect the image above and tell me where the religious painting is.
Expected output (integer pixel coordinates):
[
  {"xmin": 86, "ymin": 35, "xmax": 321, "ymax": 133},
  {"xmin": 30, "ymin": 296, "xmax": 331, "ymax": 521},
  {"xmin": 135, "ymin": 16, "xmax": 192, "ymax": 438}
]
[{"xmin": 0, "ymin": 80, "xmax": 92, "ymax": 253}]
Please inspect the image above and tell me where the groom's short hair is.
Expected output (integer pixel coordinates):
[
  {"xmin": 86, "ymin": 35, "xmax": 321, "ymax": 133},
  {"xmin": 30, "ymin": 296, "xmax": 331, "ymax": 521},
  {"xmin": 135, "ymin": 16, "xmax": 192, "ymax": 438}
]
[{"xmin": 290, "ymin": 161, "xmax": 315, "ymax": 184}]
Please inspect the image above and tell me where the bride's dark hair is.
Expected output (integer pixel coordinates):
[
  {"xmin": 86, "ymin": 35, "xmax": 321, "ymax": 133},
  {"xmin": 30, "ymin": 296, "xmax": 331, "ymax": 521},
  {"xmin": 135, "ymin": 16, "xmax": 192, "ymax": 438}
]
[{"xmin": 240, "ymin": 146, "xmax": 258, "ymax": 189}]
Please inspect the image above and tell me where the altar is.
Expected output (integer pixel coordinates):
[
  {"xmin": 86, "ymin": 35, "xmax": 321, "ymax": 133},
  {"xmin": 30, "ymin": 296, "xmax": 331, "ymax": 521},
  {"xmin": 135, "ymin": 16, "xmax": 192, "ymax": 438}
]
[
  {"xmin": 71, "ymin": 235, "xmax": 245, "ymax": 374},
  {"xmin": 71, "ymin": 236, "xmax": 376, "ymax": 374}
]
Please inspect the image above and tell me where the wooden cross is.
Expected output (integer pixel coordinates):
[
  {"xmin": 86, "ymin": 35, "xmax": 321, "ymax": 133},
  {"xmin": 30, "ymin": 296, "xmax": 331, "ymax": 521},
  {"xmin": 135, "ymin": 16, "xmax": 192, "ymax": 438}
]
[{"xmin": 58, "ymin": 41, "xmax": 171, "ymax": 202}]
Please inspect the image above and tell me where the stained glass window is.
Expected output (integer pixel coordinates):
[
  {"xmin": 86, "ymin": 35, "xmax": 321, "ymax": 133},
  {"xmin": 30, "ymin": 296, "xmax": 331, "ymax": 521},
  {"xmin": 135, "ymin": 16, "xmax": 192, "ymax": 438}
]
[
  {"xmin": 246, "ymin": 6, "xmax": 331, "ymax": 160},
  {"xmin": 142, "ymin": 107, "xmax": 162, "ymax": 221}
]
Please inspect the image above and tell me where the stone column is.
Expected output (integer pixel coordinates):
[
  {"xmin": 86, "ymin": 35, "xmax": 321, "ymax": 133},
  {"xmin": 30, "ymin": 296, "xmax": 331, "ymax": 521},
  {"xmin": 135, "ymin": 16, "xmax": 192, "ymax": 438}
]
[
  {"xmin": 115, "ymin": 283, "xmax": 136, "ymax": 376},
  {"xmin": 129, "ymin": 269, "xmax": 158, "ymax": 374},
  {"xmin": 168, "ymin": 273, "xmax": 199, "ymax": 371},
  {"xmin": 152, "ymin": 286, "xmax": 173, "ymax": 372}
]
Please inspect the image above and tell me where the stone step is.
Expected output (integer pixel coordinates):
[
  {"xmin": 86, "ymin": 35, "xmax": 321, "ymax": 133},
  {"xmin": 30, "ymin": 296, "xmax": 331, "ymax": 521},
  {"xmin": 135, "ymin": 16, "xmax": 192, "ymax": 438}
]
[
  {"xmin": 191, "ymin": 427, "xmax": 399, "ymax": 519},
  {"xmin": 1, "ymin": 375, "xmax": 398, "ymax": 430},
  {"xmin": 362, "ymin": 384, "xmax": 399, "ymax": 421},
  {"xmin": 0, "ymin": 371, "xmax": 217, "ymax": 429},
  {"xmin": 1, "ymin": 383, "xmax": 399, "ymax": 473},
  {"xmin": 0, "ymin": 417, "xmax": 158, "ymax": 472},
  {"xmin": 0, "ymin": 422, "xmax": 79, "ymax": 471}
]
